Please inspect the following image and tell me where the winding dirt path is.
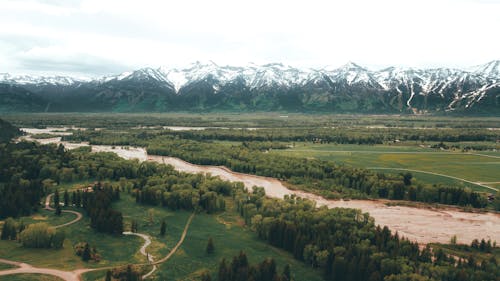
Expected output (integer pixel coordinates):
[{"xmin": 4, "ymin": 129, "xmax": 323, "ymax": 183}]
[
  {"xmin": 44, "ymin": 194, "xmax": 83, "ymax": 228},
  {"xmin": 0, "ymin": 212, "xmax": 196, "ymax": 281},
  {"xmin": 152, "ymin": 213, "xmax": 195, "ymax": 265},
  {"xmin": 0, "ymin": 258, "xmax": 80, "ymax": 281},
  {"xmin": 123, "ymin": 232, "xmax": 157, "ymax": 279}
]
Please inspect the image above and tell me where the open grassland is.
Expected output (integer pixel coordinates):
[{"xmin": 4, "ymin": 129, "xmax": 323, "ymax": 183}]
[
  {"xmin": 0, "ymin": 198, "xmax": 143, "ymax": 271},
  {"xmin": 0, "ymin": 264, "xmax": 14, "ymax": 271},
  {"xmin": 274, "ymin": 143, "xmax": 500, "ymax": 192},
  {"xmin": 0, "ymin": 274, "xmax": 64, "ymax": 281},
  {"xmin": 154, "ymin": 200, "xmax": 323, "ymax": 281},
  {"xmin": 83, "ymin": 196, "xmax": 323, "ymax": 281},
  {"xmin": 1, "ymin": 189, "xmax": 322, "ymax": 281}
]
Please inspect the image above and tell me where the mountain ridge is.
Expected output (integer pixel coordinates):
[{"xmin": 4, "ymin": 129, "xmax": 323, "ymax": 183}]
[{"xmin": 1, "ymin": 61, "xmax": 499, "ymax": 114}]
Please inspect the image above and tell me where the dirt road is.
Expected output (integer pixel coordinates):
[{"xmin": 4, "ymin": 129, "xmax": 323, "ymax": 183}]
[
  {"xmin": 123, "ymin": 232, "xmax": 157, "ymax": 279},
  {"xmin": 44, "ymin": 194, "xmax": 83, "ymax": 228},
  {"xmin": 0, "ymin": 258, "xmax": 80, "ymax": 281}
]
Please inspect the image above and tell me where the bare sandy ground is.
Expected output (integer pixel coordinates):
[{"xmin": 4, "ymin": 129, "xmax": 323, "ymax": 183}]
[
  {"xmin": 0, "ymin": 259, "xmax": 81, "ymax": 281},
  {"xmin": 17, "ymin": 133, "xmax": 500, "ymax": 245},
  {"xmin": 21, "ymin": 127, "xmax": 85, "ymax": 136}
]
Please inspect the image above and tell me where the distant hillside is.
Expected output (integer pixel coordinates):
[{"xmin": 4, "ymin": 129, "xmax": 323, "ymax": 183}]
[
  {"xmin": 0, "ymin": 118, "xmax": 21, "ymax": 142},
  {"xmin": 1, "ymin": 61, "xmax": 499, "ymax": 114}
]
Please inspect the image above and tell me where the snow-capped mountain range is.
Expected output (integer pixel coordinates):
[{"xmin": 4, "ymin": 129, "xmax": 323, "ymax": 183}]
[{"xmin": 1, "ymin": 61, "xmax": 499, "ymax": 114}]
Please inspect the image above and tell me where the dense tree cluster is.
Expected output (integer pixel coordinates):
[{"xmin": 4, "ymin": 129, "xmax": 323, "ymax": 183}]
[
  {"xmin": 0, "ymin": 139, "xmax": 156, "ymax": 219},
  {"xmin": 134, "ymin": 172, "xmax": 231, "ymax": 213},
  {"xmin": 1, "ymin": 218, "xmax": 21, "ymax": 240},
  {"xmin": 62, "ymin": 129, "xmax": 491, "ymax": 208},
  {"xmin": 0, "ymin": 142, "xmax": 68, "ymax": 218},
  {"xmin": 8, "ymin": 113, "xmax": 500, "ymax": 131},
  {"xmin": 216, "ymin": 251, "xmax": 291, "ymax": 281},
  {"xmin": 109, "ymin": 264, "xmax": 141, "ymax": 281},
  {"xmin": 18, "ymin": 222, "xmax": 65, "ymax": 249},
  {"xmin": 74, "ymin": 242, "xmax": 101, "ymax": 262},
  {"xmin": 60, "ymin": 127, "xmax": 493, "ymax": 209},
  {"xmin": 0, "ymin": 118, "xmax": 21, "ymax": 143},
  {"xmin": 83, "ymin": 182, "xmax": 123, "ymax": 235},
  {"xmin": 233, "ymin": 187, "xmax": 499, "ymax": 281},
  {"xmin": 66, "ymin": 126, "xmax": 500, "ymax": 146},
  {"xmin": 146, "ymin": 139, "xmax": 487, "ymax": 208}
]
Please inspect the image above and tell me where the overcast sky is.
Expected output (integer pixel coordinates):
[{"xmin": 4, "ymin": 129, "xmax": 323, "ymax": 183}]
[{"xmin": 0, "ymin": 0, "xmax": 499, "ymax": 77}]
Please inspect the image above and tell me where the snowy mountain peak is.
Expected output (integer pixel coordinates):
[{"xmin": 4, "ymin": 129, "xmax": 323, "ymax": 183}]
[
  {"xmin": 472, "ymin": 60, "xmax": 500, "ymax": 78},
  {"xmin": 1, "ymin": 61, "xmax": 499, "ymax": 114},
  {"xmin": 0, "ymin": 73, "xmax": 87, "ymax": 85}
]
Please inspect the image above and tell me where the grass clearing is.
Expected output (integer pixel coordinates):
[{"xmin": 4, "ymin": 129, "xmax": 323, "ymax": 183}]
[
  {"xmin": 0, "ymin": 263, "xmax": 15, "ymax": 270},
  {"xmin": 0, "ymin": 274, "xmax": 64, "ymax": 281},
  {"xmin": 275, "ymin": 143, "xmax": 500, "ymax": 192},
  {"xmin": 154, "ymin": 199, "xmax": 323, "ymax": 281}
]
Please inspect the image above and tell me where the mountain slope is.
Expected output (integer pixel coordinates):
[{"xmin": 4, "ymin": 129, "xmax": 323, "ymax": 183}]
[{"xmin": 0, "ymin": 61, "xmax": 499, "ymax": 114}]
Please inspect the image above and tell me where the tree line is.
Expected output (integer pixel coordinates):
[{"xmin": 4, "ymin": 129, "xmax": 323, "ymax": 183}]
[
  {"xmin": 213, "ymin": 251, "xmax": 292, "ymax": 281},
  {"xmin": 231, "ymin": 186, "xmax": 499, "ymax": 281},
  {"xmin": 1, "ymin": 219, "xmax": 65, "ymax": 249},
  {"xmin": 66, "ymin": 125, "xmax": 500, "ymax": 145}
]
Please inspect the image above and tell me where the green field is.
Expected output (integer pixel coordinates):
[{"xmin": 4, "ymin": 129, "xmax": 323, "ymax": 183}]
[
  {"xmin": 274, "ymin": 143, "xmax": 500, "ymax": 193},
  {"xmin": 83, "ymin": 196, "xmax": 323, "ymax": 281},
  {"xmin": 1, "ymin": 190, "xmax": 322, "ymax": 281},
  {"xmin": 0, "ymin": 264, "xmax": 14, "ymax": 270},
  {"xmin": 153, "ymin": 200, "xmax": 323, "ymax": 281},
  {"xmin": 0, "ymin": 274, "xmax": 64, "ymax": 281}
]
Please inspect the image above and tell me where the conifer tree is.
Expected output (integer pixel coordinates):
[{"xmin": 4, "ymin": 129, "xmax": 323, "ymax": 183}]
[
  {"xmin": 218, "ymin": 258, "xmax": 230, "ymax": 281},
  {"xmin": 206, "ymin": 237, "xmax": 215, "ymax": 255},
  {"xmin": 82, "ymin": 242, "xmax": 91, "ymax": 261},
  {"xmin": 160, "ymin": 220, "xmax": 166, "ymax": 236},
  {"xmin": 64, "ymin": 190, "xmax": 69, "ymax": 207},
  {"xmin": 283, "ymin": 264, "xmax": 291, "ymax": 281}
]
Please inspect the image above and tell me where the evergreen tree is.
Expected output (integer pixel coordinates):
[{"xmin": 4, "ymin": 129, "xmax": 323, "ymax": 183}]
[
  {"xmin": 105, "ymin": 270, "xmax": 112, "ymax": 281},
  {"xmin": 72, "ymin": 191, "xmax": 77, "ymax": 207},
  {"xmin": 131, "ymin": 220, "xmax": 138, "ymax": 233},
  {"xmin": 218, "ymin": 258, "xmax": 230, "ymax": 281},
  {"xmin": 283, "ymin": 264, "xmax": 291, "ymax": 281},
  {"xmin": 54, "ymin": 190, "xmax": 60, "ymax": 208},
  {"xmin": 160, "ymin": 220, "xmax": 166, "ymax": 236},
  {"xmin": 55, "ymin": 204, "xmax": 62, "ymax": 216},
  {"xmin": 1, "ymin": 218, "xmax": 16, "ymax": 240},
  {"xmin": 82, "ymin": 242, "xmax": 91, "ymax": 261},
  {"xmin": 64, "ymin": 190, "xmax": 69, "ymax": 207},
  {"xmin": 206, "ymin": 237, "xmax": 215, "ymax": 255}
]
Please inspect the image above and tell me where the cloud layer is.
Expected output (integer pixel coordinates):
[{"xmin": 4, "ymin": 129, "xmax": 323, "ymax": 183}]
[{"xmin": 1, "ymin": 0, "xmax": 499, "ymax": 77}]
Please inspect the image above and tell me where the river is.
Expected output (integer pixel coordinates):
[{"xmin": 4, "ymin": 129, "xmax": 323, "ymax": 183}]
[{"xmin": 18, "ymin": 129, "xmax": 500, "ymax": 245}]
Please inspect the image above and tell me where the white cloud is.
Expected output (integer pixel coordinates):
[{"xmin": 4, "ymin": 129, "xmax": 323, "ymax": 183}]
[{"xmin": 0, "ymin": 0, "xmax": 498, "ymax": 76}]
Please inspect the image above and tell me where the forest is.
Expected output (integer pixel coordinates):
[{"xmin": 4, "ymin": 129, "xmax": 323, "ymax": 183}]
[
  {"xmin": 0, "ymin": 117, "xmax": 499, "ymax": 281},
  {"xmin": 62, "ymin": 130, "xmax": 490, "ymax": 209}
]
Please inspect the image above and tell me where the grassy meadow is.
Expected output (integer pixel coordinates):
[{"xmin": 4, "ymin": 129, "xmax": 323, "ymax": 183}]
[
  {"xmin": 0, "ymin": 274, "xmax": 64, "ymax": 281},
  {"xmin": 1, "ymin": 188, "xmax": 323, "ymax": 281},
  {"xmin": 274, "ymin": 143, "xmax": 500, "ymax": 192}
]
